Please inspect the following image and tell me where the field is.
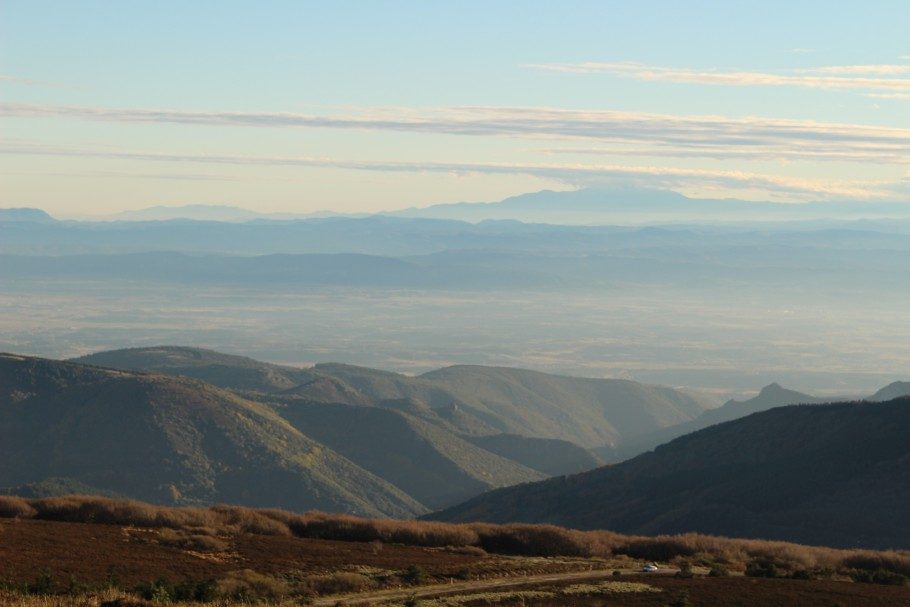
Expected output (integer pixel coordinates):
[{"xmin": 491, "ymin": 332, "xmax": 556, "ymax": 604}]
[{"xmin": 0, "ymin": 496, "xmax": 908, "ymax": 606}]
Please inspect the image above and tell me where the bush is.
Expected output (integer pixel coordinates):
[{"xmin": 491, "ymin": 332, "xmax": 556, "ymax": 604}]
[
  {"xmin": 0, "ymin": 496, "xmax": 37, "ymax": 518},
  {"xmin": 668, "ymin": 590, "xmax": 694, "ymax": 607},
  {"xmin": 708, "ymin": 565, "xmax": 729, "ymax": 577},
  {"xmin": 745, "ymin": 558, "xmax": 781, "ymax": 578},
  {"xmin": 26, "ymin": 571, "xmax": 55, "ymax": 595},
  {"xmin": 134, "ymin": 578, "xmax": 173, "ymax": 602},
  {"xmin": 402, "ymin": 565, "xmax": 426, "ymax": 585},
  {"xmin": 850, "ymin": 569, "xmax": 908, "ymax": 586},
  {"xmin": 842, "ymin": 552, "xmax": 910, "ymax": 577},
  {"xmin": 157, "ymin": 528, "xmax": 228, "ymax": 552},
  {"xmin": 300, "ymin": 572, "xmax": 375, "ymax": 595},
  {"xmin": 216, "ymin": 570, "xmax": 290, "ymax": 602},
  {"xmin": 474, "ymin": 523, "xmax": 593, "ymax": 557},
  {"xmin": 674, "ymin": 562, "xmax": 694, "ymax": 579},
  {"xmin": 617, "ymin": 537, "xmax": 696, "ymax": 562}
]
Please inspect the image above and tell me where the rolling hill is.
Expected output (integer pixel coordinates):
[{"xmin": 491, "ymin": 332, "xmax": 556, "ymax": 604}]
[
  {"xmin": 0, "ymin": 353, "xmax": 423, "ymax": 517},
  {"xmin": 77, "ymin": 347, "xmax": 714, "ymax": 449},
  {"xmin": 430, "ymin": 397, "xmax": 910, "ymax": 549},
  {"xmin": 75, "ymin": 346, "xmax": 318, "ymax": 392},
  {"xmin": 271, "ymin": 401, "xmax": 544, "ymax": 509}
]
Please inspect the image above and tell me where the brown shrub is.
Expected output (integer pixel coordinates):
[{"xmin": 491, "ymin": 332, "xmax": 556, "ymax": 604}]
[
  {"xmin": 216, "ymin": 569, "xmax": 290, "ymax": 602},
  {"xmin": 440, "ymin": 545, "xmax": 487, "ymax": 556},
  {"xmin": 3, "ymin": 493, "xmax": 908, "ymax": 581},
  {"xmin": 473, "ymin": 523, "xmax": 595, "ymax": 557},
  {"xmin": 0, "ymin": 496, "xmax": 37, "ymax": 518},
  {"xmin": 209, "ymin": 505, "xmax": 291, "ymax": 536},
  {"xmin": 157, "ymin": 528, "xmax": 229, "ymax": 552},
  {"xmin": 300, "ymin": 572, "xmax": 375, "ymax": 596},
  {"xmin": 289, "ymin": 512, "xmax": 479, "ymax": 547},
  {"xmin": 614, "ymin": 536, "xmax": 698, "ymax": 562},
  {"xmin": 842, "ymin": 551, "xmax": 910, "ymax": 577}
]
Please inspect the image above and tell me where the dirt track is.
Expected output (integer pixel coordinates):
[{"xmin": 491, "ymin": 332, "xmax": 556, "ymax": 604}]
[{"xmin": 312, "ymin": 567, "xmax": 676, "ymax": 605}]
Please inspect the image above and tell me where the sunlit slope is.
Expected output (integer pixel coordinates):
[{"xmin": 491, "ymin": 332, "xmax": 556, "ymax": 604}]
[{"xmin": 0, "ymin": 354, "xmax": 423, "ymax": 517}]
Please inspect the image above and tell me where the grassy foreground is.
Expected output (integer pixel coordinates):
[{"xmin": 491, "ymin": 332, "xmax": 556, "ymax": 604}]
[{"xmin": 1, "ymin": 495, "xmax": 908, "ymax": 605}]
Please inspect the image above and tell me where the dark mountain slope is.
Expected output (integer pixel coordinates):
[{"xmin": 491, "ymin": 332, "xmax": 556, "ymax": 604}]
[
  {"xmin": 0, "ymin": 354, "xmax": 422, "ymax": 517},
  {"xmin": 604, "ymin": 383, "xmax": 829, "ymax": 461},
  {"xmin": 73, "ymin": 346, "xmax": 318, "ymax": 392},
  {"xmin": 272, "ymin": 402, "xmax": 544, "ymax": 509},
  {"xmin": 430, "ymin": 398, "xmax": 910, "ymax": 549}
]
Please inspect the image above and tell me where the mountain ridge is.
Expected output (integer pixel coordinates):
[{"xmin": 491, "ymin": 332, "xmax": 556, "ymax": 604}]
[{"xmin": 429, "ymin": 397, "xmax": 910, "ymax": 549}]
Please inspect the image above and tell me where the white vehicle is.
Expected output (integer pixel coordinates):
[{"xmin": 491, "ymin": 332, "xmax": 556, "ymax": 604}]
[{"xmin": 641, "ymin": 563, "xmax": 659, "ymax": 572}]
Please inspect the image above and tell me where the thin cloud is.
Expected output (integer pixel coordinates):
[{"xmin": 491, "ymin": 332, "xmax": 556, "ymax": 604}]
[
  {"xmin": 537, "ymin": 145, "xmax": 910, "ymax": 164},
  {"xmin": 868, "ymin": 92, "xmax": 910, "ymax": 101},
  {"xmin": 803, "ymin": 64, "xmax": 910, "ymax": 75},
  {"xmin": 0, "ymin": 139, "xmax": 896, "ymax": 201},
  {"xmin": 526, "ymin": 61, "xmax": 910, "ymax": 92},
  {"xmin": 2, "ymin": 102, "xmax": 910, "ymax": 164},
  {"xmin": 0, "ymin": 75, "xmax": 42, "ymax": 86},
  {"xmin": 0, "ymin": 74, "xmax": 63, "ymax": 87}
]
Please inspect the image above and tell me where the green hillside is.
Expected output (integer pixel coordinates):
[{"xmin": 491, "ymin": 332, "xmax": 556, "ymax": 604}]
[
  {"xmin": 75, "ymin": 347, "xmax": 713, "ymax": 449},
  {"xmin": 74, "ymin": 346, "xmax": 318, "ymax": 392},
  {"xmin": 418, "ymin": 365, "xmax": 710, "ymax": 447},
  {"xmin": 0, "ymin": 353, "xmax": 423, "ymax": 518},
  {"xmin": 272, "ymin": 401, "xmax": 544, "ymax": 508}
]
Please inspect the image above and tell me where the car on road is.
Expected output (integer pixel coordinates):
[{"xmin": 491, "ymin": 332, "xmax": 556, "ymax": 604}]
[{"xmin": 641, "ymin": 563, "xmax": 659, "ymax": 572}]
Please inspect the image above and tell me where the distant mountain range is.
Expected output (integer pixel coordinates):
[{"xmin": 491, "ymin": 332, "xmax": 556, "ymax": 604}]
[
  {"xmin": 390, "ymin": 188, "xmax": 910, "ymax": 224},
  {"xmin": 0, "ymin": 208, "xmax": 54, "ymax": 223},
  {"xmin": 430, "ymin": 396, "xmax": 910, "ymax": 549},
  {"xmin": 99, "ymin": 204, "xmax": 345, "ymax": 222}
]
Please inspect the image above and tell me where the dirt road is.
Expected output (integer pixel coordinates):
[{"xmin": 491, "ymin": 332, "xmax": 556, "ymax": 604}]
[{"xmin": 312, "ymin": 566, "xmax": 677, "ymax": 605}]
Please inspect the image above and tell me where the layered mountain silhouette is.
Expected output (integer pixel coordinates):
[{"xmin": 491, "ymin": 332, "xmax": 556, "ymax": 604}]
[
  {"xmin": 21, "ymin": 346, "xmax": 716, "ymax": 512},
  {"xmin": 75, "ymin": 347, "xmax": 713, "ymax": 448},
  {"xmin": 430, "ymin": 397, "xmax": 910, "ymax": 549},
  {"xmin": 390, "ymin": 187, "xmax": 910, "ymax": 224}
]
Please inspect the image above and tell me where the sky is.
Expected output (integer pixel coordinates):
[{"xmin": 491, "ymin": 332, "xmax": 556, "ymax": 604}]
[{"xmin": 2, "ymin": 0, "xmax": 909, "ymax": 216}]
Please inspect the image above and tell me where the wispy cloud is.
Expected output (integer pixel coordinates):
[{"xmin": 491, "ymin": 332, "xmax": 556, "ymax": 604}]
[
  {"xmin": 2, "ymin": 102, "xmax": 909, "ymax": 165},
  {"xmin": 526, "ymin": 61, "xmax": 910, "ymax": 92},
  {"xmin": 802, "ymin": 64, "xmax": 910, "ymax": 75},
  {"xmin": 1, "ymin": 75, "xmax": 41, "ymax": 86},
  {"xmin": 0, "ymin": 74, "xmax": 62, "ymax": 87},
  {"xmin": 537, "ymin": 145, "xmax": 910, "ymax": 164},
  {"xmin": 867, "ymin": 92, "xmax": 910, "ymax": 101},
  {"xmin": 0, "ymin": 139, "xmax": 897, "ymax": 201}
]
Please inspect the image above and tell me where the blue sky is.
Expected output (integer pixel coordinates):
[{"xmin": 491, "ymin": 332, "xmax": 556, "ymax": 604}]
[{"xmin": 2, "ymin": 1, "xmax": 909, "ymax": 215}]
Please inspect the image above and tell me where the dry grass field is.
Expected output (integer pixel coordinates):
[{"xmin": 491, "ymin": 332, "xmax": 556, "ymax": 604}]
[{"xmin": 1, "ymin": 495, "xmax": 908, "ymax": 606}]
